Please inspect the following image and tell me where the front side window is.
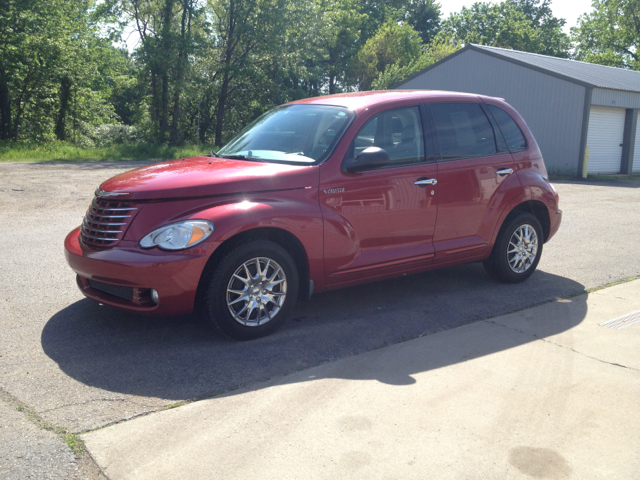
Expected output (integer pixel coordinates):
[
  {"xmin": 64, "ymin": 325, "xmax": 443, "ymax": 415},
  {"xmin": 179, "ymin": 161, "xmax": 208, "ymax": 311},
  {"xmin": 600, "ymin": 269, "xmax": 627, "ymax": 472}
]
[
  {"xmin": 218, "ymin": 104, "xmax": 354, "ymax": 164},
  {"xmin": 343, "ymin": 106, "xmax": 425, "ymax": 170},
  {"xmin": 430, "ymin": 103, "xmax": 497, "ymax": 160},
  {"xmin": 486, "ymin": 104, "xmax": 527, "ymax": 152}
]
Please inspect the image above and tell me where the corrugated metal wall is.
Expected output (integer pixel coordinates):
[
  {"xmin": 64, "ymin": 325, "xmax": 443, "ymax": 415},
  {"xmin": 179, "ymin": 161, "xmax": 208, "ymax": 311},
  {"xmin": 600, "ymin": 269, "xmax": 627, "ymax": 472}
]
[
  {"xmin": 592, "ymin": 89, "xmax": 640, "ymax": 109},
  {"xmin": 398, "ymin": 50, "xmax": 586, "ymax": 174},
  {"xmin": 634, "ymin": 112, "xmax": 640, "ymax": 173}
]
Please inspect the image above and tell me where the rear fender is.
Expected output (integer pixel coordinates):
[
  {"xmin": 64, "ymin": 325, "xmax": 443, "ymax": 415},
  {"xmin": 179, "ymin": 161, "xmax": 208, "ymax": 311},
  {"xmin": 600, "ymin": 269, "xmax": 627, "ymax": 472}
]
[{"xmin": 490, "ymin": 175, "xmax": 558, "ymax": 249}]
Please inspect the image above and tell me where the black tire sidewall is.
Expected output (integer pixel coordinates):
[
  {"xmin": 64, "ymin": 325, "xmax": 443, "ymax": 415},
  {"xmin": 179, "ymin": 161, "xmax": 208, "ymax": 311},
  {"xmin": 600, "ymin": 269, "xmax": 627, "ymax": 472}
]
[
  {"xmin": 486, "ymin": 213, "xmax": 543, "ymax": 283},
  {"xmin": 204, "ymin": 240, "xmax": 299, "ymax": 340}
]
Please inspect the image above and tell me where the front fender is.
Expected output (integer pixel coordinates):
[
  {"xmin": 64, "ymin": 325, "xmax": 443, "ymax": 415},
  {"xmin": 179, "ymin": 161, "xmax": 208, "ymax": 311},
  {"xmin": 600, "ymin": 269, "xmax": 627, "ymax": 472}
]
[{"xmin": 198, "ymin": 189, "xmax": 325, "ymax": 290}]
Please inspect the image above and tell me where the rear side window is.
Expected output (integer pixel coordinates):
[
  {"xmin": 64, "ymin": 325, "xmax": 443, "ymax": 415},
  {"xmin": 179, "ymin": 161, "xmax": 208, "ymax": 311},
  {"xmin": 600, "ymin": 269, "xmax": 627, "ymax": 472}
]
[
  {"xmin": 486, "ymin": 104, "xmax": 527, "ymax": 152},
  {"xmin": 430, "ymin": 103, "xmax": 497, "ymax": 160}
]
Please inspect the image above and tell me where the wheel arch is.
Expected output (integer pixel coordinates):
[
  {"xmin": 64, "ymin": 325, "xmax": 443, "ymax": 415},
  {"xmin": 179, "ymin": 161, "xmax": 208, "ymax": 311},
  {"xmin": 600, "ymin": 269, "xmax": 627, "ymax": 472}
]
[
  {"xmin": 492, "ymin": 198, "xmax": 551, "ymax": 250},
  {"xmin": 506, "ymin": 200, "xmax": 551, "ymax": 242},
  {"xmin": 196, "ymin": 227, "xmax": 311, "ymax": 306}
]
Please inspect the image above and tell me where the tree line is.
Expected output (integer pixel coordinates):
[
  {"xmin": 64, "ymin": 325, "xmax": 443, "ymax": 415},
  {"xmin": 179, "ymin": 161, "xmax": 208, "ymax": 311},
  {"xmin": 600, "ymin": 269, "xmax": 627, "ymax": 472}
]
[{"xmin": 1, "ymin": 0, "xmax": 638, "ymax": 147}]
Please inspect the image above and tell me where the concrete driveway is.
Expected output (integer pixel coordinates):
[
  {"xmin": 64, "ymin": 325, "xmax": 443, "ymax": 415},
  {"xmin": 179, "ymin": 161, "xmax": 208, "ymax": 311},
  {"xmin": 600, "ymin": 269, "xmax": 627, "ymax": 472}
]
[
  {"xmin": 82, "ymin": 279, "xmax": 640, "ymax": 480},
  {"xmin": 1, "ymin": 161, "xmax": 639, "ymax": 478}
]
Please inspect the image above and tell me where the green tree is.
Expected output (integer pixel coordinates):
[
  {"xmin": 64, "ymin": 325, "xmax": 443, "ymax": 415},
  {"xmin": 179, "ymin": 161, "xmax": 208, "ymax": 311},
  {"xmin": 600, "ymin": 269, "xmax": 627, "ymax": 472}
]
[
  {"xmin": 123, "ymin": 0, "xmax": 203, "ymax": 144},
  {"xmin": 106, "ymin": 50, "xmax": 144, "ymax": 126},
  {"xmin": 402, "ymin": 0, "xmax": 442, "ymax": 44},
  {"xmin": 352, "ymin": 20, "xmax": 423, "ymax": 90},
  {"xmin": 440, "ymin": 0, "xmax": 570, "ymax": 57},
  {"xmin": 0, "ymin": 0, "xmax": 119, "ymax": 141},
  {"xmin": 572, "ymin": 0, "xmax": 640, "ymax": 69},
  {"xmin": 206, "ymin": 0, "xmax": 292, "ymax": 145},
  {"xmin": 197, "ymin": 0, "xmax": 363, "ymax": 145},
  {"xmin": 371, "ymin": 39, "xmax": 460, "ymax": 89},
  {"xmin": 317, "ymin": 0, "xmax": 365, "ymax": 94},
  {"xmin": 356, "ymin": 0, "xmax": 404, "ymax": 46}
]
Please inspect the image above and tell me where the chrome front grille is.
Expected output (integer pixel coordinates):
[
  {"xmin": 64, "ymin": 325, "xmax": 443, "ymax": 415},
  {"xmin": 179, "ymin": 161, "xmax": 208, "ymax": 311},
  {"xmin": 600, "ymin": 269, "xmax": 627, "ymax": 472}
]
[{"xmin": 81, "ymin": 197, "xmax": 138, "ymax": 247}]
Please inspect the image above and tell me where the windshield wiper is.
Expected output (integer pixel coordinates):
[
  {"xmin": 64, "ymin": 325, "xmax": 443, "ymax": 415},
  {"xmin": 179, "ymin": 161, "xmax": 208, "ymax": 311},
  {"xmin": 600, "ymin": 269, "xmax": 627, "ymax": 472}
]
[{"xmin": 220, "ymin": 155, "xmax": 263, "ymax": 162}]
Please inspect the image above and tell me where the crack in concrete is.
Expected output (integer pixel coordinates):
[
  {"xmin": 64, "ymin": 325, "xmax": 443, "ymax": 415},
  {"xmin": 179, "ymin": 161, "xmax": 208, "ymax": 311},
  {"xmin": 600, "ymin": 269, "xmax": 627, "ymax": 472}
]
[
  {"xmin": 483, "ymin": 319, "xmax": 639, "ymax": 373},
  {"xmin": 38, "ymin": 397, "xmax": 161, "ymax": 416},
  {"xmin": 83, "ymin": 407, "xmax": 165, "ymax": 435},
  {"xmin": 536, "ymin": 336, "xmax": 638, "ymax": 372}
]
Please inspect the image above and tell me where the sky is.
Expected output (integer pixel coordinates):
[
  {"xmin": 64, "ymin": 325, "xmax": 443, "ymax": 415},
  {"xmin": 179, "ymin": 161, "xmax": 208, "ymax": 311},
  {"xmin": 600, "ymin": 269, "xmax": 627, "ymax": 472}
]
[{"xmin": 439, "ymin": 0, "xmax": 596, "ymax": 33}]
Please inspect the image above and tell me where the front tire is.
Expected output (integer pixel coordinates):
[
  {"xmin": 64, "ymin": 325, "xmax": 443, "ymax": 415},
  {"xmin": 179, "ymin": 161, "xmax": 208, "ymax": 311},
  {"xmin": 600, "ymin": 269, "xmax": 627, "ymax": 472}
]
[
  {"xmin": 202, "ymin": 240, "xmax": 299, "ymax": 340},
  {"xmin": 484, "ymin": 213, "xmax": 543, "ymax": 283}
]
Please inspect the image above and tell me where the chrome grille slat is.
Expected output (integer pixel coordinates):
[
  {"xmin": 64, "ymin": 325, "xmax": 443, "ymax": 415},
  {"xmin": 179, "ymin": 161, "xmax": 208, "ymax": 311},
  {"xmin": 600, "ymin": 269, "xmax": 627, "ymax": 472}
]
[
  {"xmin": 82, "ymin": 223, "xmax": 123, "ymax": 234},
  {"xmin": 87, "ymin": 213, "xmax": 132, "ymax": 219},
  {"xmin": 81, "ymin": 233, "xmax": 119, "ymax": 241},
  {"xmin": 91, "ymin": 199, "xmax": 137, "ymax": 211},
  {"xmin": 81, "ymin": 196, "xmax": 138, "ymax": 248},
  {"xmin": 84, "ymin": 219, "xmax": 127, "ymax": 226}
]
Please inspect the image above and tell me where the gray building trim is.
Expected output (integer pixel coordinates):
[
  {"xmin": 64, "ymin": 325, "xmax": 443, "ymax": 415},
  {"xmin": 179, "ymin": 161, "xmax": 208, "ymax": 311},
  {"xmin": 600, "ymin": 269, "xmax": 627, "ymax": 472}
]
[
  {"xmin": 621, "ymin": 109, "xmax": 638, "ymax": 174},
  {"xmin": 591, "ymin": 88, "xmax": 640, "ymax": 109},
  {"xmin": 578, "ymin": 87, "xmax": 593, "ymax": 176},
  {"xmin": 392, "ymin": 44, "xmax": 595, "ymax": 90}
]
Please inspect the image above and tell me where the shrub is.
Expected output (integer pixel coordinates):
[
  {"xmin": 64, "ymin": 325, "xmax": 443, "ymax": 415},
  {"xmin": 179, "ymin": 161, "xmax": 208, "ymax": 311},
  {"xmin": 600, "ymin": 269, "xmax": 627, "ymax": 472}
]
[{"xmin": 92, "ymin": 124, "xmax": 139, "ymax": 147}]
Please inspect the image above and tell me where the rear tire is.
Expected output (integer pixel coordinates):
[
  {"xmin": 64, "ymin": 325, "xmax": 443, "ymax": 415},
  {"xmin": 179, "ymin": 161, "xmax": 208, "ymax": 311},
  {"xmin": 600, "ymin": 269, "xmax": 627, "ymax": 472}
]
[
  {"xmin": 201, "ymin": 240, "xmax": 299, "ymax": 340},
  {"xmin": 484, "ymin": 213, "xmax": 543, "ymax": 283}
]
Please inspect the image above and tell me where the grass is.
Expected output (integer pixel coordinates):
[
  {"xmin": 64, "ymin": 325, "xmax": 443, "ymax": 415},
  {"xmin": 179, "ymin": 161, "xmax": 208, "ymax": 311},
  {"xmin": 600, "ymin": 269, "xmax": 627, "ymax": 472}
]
[
  {"xmin": 584, "ymin": 173, "xmax": 640, "ymax": 181},
  {"xmin": 16, "ymin": 404, "xmax": 85, "ymax": 455},
  {"xmin": 0, "ymin": 141, "xmax": 218, "ymax": 162},
  {"xmin": 549, "ymin": 172, "xmax": 640, "ymax": 182}
]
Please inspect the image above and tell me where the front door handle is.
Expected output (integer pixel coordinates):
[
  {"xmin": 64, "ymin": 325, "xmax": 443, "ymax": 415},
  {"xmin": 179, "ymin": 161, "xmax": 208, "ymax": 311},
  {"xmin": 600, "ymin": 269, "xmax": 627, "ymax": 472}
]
[
  {"xmin": 497, "ymin": 168, "xmax": 514, "ymax": 177},
  {"xmin": 414, "ymin": 178, "xmax": 437, "ymax": 187}
]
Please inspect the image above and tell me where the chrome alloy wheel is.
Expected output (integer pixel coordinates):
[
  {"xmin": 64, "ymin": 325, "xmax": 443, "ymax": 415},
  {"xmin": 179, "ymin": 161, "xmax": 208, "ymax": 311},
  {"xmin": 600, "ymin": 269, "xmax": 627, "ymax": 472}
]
[
  {"xmin": 507, "ymin": 224, "xmax": 539, "ymax": 274},
  {"xmin": 226, "ymin": 257, "xmax": 287, "ymax": 327}
]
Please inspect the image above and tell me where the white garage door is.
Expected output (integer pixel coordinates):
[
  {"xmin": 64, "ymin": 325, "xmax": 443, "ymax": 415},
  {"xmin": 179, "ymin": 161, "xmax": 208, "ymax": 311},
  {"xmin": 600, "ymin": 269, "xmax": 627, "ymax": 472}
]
[
  {"xmin": 634, "ymin": 111, "xmax": 640, "ymax": 173},
  {"xmin": 586, "ymin": 106, "xmax": 625, "ymax": 174}
]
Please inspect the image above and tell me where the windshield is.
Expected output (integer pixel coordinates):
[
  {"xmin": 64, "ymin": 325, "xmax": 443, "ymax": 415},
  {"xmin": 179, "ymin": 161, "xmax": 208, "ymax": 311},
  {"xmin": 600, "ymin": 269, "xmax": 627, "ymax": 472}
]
[{"xmin": 217, "ymin": 104, "xmax": 354, "ymax": 164}]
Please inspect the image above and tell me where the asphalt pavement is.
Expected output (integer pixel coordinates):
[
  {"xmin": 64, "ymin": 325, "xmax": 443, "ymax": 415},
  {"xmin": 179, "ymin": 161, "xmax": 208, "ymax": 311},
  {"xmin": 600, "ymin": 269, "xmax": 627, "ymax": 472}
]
[{"xmin": 0, "ymin": 161, "xmax": 639, "ymax": 478}]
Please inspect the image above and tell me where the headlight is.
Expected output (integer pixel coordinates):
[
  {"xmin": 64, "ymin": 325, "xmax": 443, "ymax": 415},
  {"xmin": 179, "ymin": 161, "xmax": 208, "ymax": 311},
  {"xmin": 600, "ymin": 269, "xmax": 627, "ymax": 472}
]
[{"xmin": 140, "ymin": 220, "xmax": 214, "ymax": 250}]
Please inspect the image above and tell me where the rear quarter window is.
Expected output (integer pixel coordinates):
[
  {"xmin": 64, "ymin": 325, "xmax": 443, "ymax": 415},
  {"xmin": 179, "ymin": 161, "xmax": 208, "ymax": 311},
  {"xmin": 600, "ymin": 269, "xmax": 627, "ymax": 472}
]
[{"xmin": 486, "ymin": 104, "xmax": 527, "ymax": 152}]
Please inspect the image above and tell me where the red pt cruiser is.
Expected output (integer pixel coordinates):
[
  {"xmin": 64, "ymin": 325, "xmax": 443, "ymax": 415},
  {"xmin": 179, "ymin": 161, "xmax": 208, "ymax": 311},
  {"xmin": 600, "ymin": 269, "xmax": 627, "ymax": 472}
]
[{"xmin": 65, "ymin": 91, "xmax": 562, "ymax": 340}]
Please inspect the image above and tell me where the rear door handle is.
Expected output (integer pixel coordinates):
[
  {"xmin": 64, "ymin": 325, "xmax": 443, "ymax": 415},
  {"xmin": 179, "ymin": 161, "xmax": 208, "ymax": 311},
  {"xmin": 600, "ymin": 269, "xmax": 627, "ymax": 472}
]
[
  {"xmin": 414, "ymin": 178, "xmax": 437, "ymax": 187},
  {"xmin": 497, "ymin": 168, "xmax": 514, "ymax": 177}
]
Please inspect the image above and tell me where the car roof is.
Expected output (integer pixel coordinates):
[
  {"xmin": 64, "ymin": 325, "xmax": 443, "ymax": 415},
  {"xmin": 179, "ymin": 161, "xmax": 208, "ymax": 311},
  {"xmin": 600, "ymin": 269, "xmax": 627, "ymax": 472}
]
[{"xmin": 288, "ymin": 90, "xmax": 490, "ymax": 113}]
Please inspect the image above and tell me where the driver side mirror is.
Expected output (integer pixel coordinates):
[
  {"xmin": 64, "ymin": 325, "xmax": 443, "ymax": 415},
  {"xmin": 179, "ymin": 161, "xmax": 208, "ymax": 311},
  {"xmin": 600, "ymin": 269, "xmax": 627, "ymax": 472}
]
[{"xmin": 342, "ymin": 147, "xmax": 391, "ymax": 173}]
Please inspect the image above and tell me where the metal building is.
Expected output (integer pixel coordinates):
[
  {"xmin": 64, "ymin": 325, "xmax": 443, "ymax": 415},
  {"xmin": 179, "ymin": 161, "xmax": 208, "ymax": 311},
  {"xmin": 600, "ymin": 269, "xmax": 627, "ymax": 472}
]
[{"xmin": 393, "ymin": 44, "xmax": 640, "ymax": 175}]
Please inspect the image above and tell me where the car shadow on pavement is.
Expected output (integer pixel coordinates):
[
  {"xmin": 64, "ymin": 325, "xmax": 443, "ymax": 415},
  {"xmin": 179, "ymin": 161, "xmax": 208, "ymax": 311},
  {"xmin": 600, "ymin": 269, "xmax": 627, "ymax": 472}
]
[{"xmin": 42, "ymin": 264, "xmax": 586, "ymax": 400}]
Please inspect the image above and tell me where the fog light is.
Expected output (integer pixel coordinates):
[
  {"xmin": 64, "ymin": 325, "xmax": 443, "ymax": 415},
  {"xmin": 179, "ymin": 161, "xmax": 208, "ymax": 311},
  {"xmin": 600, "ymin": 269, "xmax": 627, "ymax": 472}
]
[{"xmin": 150, "ymin": 289, "xmax": 159, "ymax": 305}]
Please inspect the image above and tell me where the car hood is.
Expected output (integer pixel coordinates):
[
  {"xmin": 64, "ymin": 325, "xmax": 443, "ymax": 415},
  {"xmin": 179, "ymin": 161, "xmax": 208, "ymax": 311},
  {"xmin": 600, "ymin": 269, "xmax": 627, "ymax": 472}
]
[{"xmin": 98, "ymin": 156, "xmax": 319, "ymax": 200}]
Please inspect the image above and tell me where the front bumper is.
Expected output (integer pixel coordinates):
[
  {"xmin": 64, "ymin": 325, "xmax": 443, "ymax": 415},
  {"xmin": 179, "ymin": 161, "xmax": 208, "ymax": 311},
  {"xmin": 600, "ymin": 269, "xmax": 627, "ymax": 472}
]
[{"xmin": 64, "ymin": 227, "xmax": 211, "ymax": 316}]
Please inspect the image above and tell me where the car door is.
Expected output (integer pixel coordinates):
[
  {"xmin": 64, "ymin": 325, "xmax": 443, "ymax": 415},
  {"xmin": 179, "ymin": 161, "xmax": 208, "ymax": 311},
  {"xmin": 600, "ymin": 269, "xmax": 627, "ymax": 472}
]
[
  {"xmin": 320, "ymin": 105, "xmax": 439, "ymax": 286},
  {"xmin": 426, "ymin": 101, "xmax": 523, "ymax": 264}
]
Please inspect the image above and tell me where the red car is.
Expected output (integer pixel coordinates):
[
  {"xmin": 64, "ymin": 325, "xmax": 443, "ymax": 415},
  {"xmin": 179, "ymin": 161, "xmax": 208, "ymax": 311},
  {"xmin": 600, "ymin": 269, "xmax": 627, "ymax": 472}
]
[{"xmin": 65, "ymin": 91, "xmax": 561, "ymax": 340}]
